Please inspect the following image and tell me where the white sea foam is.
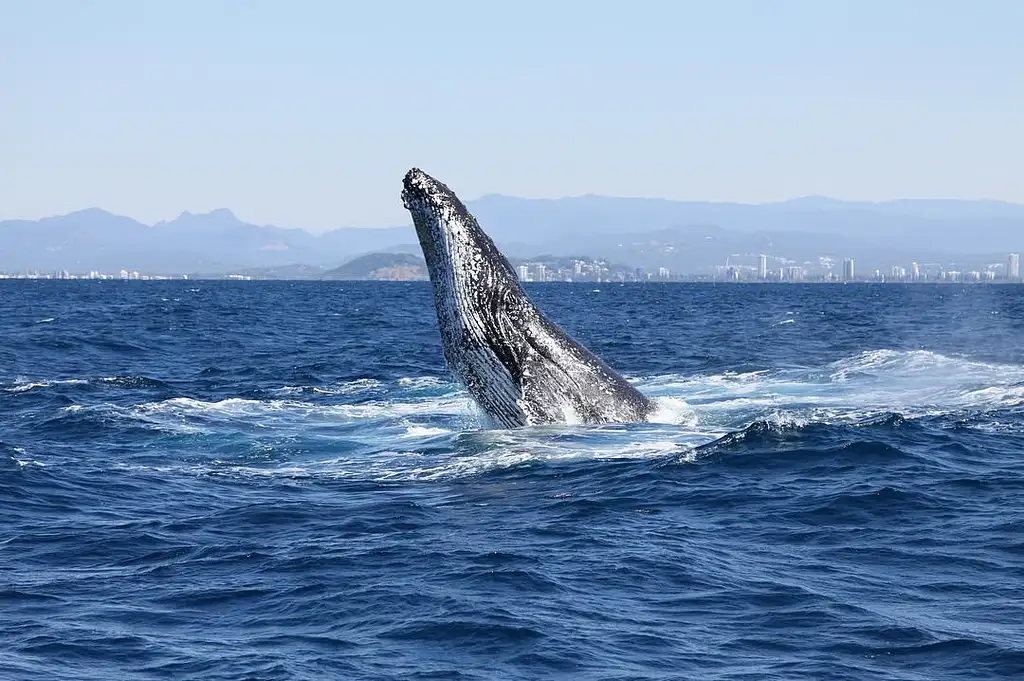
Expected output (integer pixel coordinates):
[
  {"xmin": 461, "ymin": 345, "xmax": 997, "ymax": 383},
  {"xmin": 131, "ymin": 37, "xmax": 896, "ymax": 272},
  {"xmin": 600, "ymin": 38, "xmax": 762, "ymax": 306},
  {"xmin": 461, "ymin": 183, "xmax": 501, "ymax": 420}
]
[
  {"xmin": 397, "ymin": 376, "xmax": 447, "ymax": 389},
  {"xmin": 401, "ymin": 425, "xmax": 452, "ymax": 438},
  {"xmin": 647, "ymin": 397, "xmax": 698, "ymax": 426},
  {"xmin": 123, "ymin": 432, "xmax": 698, "ymax": 483},
  {"xmin": 317, "ymin": 378, "xmax": 383, "ymax": 395},
  {"xmin": 56, "ymin": 349, "xmax": 1024, "ymax": 482},
  {"xmin": 6, "ymin": 382, "xmax": 51, "ymax": 393},
  {"xmin": 4, "ymin": 378, "xmax": 89, "ymax": 393},
  {"xmin": 7, "ymin": 445, "xmax": 44, "ymax": 467},
  {"xmin": 269, "ymin": 377, "xmax": 443, "ymax": 397},
  {"xmin": 267, "ymin": 386, "xmax": 305, "ymax": 396},
  {"xmin": 636, "ymin": 349, "xmax": 1024, "ymax": 425}
]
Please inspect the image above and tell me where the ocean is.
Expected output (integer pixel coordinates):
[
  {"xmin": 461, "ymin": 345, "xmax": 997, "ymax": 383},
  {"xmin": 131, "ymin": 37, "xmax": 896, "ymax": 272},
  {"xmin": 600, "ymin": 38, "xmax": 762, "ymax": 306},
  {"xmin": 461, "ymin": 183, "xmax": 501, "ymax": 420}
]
[{"xmin": 1, "ymin": 280, "xmax": 1022, "ymax": 680}]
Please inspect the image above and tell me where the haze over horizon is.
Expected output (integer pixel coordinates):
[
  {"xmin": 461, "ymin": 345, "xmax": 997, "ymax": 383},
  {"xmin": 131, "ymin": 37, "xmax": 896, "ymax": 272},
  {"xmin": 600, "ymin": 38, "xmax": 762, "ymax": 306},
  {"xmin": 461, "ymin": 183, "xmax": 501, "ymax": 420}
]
[
  {"xmin": 17, "ymin": 192, "xmax": 1024, "ymax": 234},
  {"xmin": 3, "ymin": 0, "xmax": 1022, "ymax": 232}
]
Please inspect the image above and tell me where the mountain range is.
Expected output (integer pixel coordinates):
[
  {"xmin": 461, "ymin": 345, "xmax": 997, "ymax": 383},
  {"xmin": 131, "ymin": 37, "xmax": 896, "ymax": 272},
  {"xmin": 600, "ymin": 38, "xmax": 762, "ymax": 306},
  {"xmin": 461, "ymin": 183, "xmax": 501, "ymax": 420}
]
[{"xmin": 2, "ymin": 196, "xmax": 1023, "ymax": 275}]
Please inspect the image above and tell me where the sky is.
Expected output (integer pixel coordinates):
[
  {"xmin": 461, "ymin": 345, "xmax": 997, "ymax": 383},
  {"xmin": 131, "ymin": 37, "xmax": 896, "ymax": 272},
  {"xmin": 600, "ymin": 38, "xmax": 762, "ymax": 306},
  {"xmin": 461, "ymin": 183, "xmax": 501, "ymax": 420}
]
[{"xmin": 2, "ymin": 0, "xmax": 1022, "ymax": 231}]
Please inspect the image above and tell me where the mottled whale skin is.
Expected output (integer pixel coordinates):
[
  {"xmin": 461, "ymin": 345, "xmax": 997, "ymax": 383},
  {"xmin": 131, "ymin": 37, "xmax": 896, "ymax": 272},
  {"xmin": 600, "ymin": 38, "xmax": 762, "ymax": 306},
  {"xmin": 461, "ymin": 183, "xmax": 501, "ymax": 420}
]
[{"xmin": 401, "ymin": 168, "xmax": 656, "ymax": 429}]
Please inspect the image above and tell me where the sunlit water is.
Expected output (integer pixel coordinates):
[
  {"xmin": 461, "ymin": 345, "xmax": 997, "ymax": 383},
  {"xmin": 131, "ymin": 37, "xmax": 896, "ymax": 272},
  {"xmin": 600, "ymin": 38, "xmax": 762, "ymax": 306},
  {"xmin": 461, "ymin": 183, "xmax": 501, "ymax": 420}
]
[{"xmin": 2, "ymin": 281, "xmax": 1022, "ymax": 679}]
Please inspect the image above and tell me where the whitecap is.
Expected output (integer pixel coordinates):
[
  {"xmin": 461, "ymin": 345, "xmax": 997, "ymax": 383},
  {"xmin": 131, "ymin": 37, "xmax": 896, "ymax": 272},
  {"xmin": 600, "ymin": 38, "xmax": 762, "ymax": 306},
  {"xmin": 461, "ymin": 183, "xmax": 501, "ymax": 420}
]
[
  {"xmin": 4, "ymin": 378, "xmax": 89, "ymax": 393},
  {"xmin": 401, "ymin": 425, "xmax": 452, "ymax": 438},
  {"xmin": 647, "ymin": 397, "xmax": 698, "ymax": 426}
]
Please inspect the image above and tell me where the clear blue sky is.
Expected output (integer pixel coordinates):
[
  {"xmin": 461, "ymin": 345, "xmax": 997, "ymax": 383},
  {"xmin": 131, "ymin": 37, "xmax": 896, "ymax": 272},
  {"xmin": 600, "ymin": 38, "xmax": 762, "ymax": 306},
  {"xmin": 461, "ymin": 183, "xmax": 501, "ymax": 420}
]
[{"xmin": 2, "ymin": 0, "xmax": 1021, "ymax": 231}]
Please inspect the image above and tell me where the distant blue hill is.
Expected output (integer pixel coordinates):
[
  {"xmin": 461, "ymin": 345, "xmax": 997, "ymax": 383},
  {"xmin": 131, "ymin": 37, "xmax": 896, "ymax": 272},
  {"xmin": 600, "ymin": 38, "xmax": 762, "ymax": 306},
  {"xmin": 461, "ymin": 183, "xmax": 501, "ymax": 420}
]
[
  {"xmin": 0, "ymin": 208, "xmax": 413, "ymax": 274},
  {"xmin": 1, "ymin": 196, "xmax": 1022, "ymax": 274},
  {"xmin": 466, "ymin": 195, "xmax": 1024, "ymax": 253}
]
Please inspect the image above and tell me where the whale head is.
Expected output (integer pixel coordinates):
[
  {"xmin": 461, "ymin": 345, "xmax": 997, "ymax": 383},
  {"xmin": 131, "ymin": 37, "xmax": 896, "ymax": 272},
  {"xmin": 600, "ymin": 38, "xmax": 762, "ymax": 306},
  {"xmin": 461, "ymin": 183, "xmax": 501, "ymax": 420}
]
[
  {"xmin": 402, "ymin": 168, "xmax": 532, "ymax": 426},
  {"xmin": 402, "ymin": 168, "xmax": 518, "ymax": 290}
]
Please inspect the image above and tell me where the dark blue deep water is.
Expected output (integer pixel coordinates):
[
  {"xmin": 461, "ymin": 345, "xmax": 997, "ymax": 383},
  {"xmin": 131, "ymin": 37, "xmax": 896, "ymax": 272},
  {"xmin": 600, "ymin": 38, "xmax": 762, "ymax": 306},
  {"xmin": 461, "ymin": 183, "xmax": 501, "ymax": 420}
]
[{"xmin": 2, "ymin": 281, "xmax": 1023, "ymax": 680}]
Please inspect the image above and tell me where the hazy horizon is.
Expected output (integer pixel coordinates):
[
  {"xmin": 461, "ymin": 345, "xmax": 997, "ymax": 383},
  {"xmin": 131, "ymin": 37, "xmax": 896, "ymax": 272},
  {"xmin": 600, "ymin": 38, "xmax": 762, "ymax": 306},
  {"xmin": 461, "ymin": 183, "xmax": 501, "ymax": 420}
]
[
  {"xmin": 8, "ymin": 192, "xmax": 1024, "ymax": 235},
  {"xmin": 3, "ymin": 0, "xmax": 1022, "ymax": 231}
]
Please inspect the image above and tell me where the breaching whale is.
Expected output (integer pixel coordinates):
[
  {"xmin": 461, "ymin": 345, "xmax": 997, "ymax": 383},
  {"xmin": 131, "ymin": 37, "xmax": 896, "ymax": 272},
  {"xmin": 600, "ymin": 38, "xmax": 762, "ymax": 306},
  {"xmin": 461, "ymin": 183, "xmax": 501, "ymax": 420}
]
[{"xmin": 401, "ymin": 168, "xmax": 656, "ymax": 428}]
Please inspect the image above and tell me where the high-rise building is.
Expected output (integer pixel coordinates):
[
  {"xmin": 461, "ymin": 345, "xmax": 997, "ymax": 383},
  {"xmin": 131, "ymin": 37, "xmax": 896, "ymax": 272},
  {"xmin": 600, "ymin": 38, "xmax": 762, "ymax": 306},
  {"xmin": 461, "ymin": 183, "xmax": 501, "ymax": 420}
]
[
  {"xmin": 535, "ymin": 264, "xmax": 547, "ymax": 282},
  {"xmin": 842, "ymin": 258, "xmax": 855, "ymax": 282},
  {"xmin": 517, "ymin": 265, "xmax": 530, "ymax": 281},
  {"xmin": 1009, "ymin": 253, "xmax": 1020, "ymax": 280},
  {"xmin": 757, "ymin": 254, "xmax": 767, "ymax": 280},
  {"xmin": 911, "ymin": 262, "xmax": 920, "ymax": 281}
]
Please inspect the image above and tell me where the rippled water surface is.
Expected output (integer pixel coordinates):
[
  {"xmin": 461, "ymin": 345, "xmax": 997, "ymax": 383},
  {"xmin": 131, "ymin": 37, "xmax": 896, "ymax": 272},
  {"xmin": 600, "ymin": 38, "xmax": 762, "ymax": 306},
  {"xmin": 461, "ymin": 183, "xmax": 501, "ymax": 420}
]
[{"xmin": 2, "ymin": 281, "xmax": 1023, "ymax": 680}]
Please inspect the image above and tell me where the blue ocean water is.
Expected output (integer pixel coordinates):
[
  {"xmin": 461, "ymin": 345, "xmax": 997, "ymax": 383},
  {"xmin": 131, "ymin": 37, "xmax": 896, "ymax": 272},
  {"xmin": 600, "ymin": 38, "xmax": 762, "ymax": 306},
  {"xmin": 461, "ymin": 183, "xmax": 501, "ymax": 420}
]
[{"xmin": 1, "ymin": 280, "xmax": 1023, "ymax": 680}]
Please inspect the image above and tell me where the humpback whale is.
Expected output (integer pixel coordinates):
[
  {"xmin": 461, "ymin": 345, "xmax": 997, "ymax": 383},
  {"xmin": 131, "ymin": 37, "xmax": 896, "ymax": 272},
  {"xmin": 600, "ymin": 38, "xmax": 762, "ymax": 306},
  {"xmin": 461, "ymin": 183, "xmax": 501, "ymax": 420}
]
[{"xmin": 401, "ymin": 168, "xmax": 656, "ymax": 428}]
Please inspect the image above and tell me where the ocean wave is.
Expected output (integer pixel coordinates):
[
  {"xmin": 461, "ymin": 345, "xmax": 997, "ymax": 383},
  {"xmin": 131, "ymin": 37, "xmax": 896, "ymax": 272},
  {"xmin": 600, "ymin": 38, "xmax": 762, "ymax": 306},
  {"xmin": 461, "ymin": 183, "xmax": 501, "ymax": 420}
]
[
  {"xmin": 114, "ymin": 430, "xmax": 697, "ymax": 483},
  {"xmin": 2, "ymin": 375, "xmax": 168, "ymax": 394},
  {"xmin": 639, "ymin": 349, "xmax": 1024, "ymax": 430},
  {"xmin": 3, "ymin": 378, "xmax": 90, "ymax": 393},
  {"xmin": 18, "ymin": 349, "xmax": 1024, "ymax": 483}
]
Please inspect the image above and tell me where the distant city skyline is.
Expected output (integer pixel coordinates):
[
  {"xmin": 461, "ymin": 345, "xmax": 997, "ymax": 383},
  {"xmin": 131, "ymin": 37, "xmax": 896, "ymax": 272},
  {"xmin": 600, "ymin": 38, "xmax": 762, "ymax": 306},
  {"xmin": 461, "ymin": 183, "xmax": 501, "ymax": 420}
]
[
  {"xmin": 2, "ymin": 1, "xmax": 1023, "ymax": 230},
  {"xmin": 5, "ymin": 251, "xmax": 1022, "ymax": 284}
]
